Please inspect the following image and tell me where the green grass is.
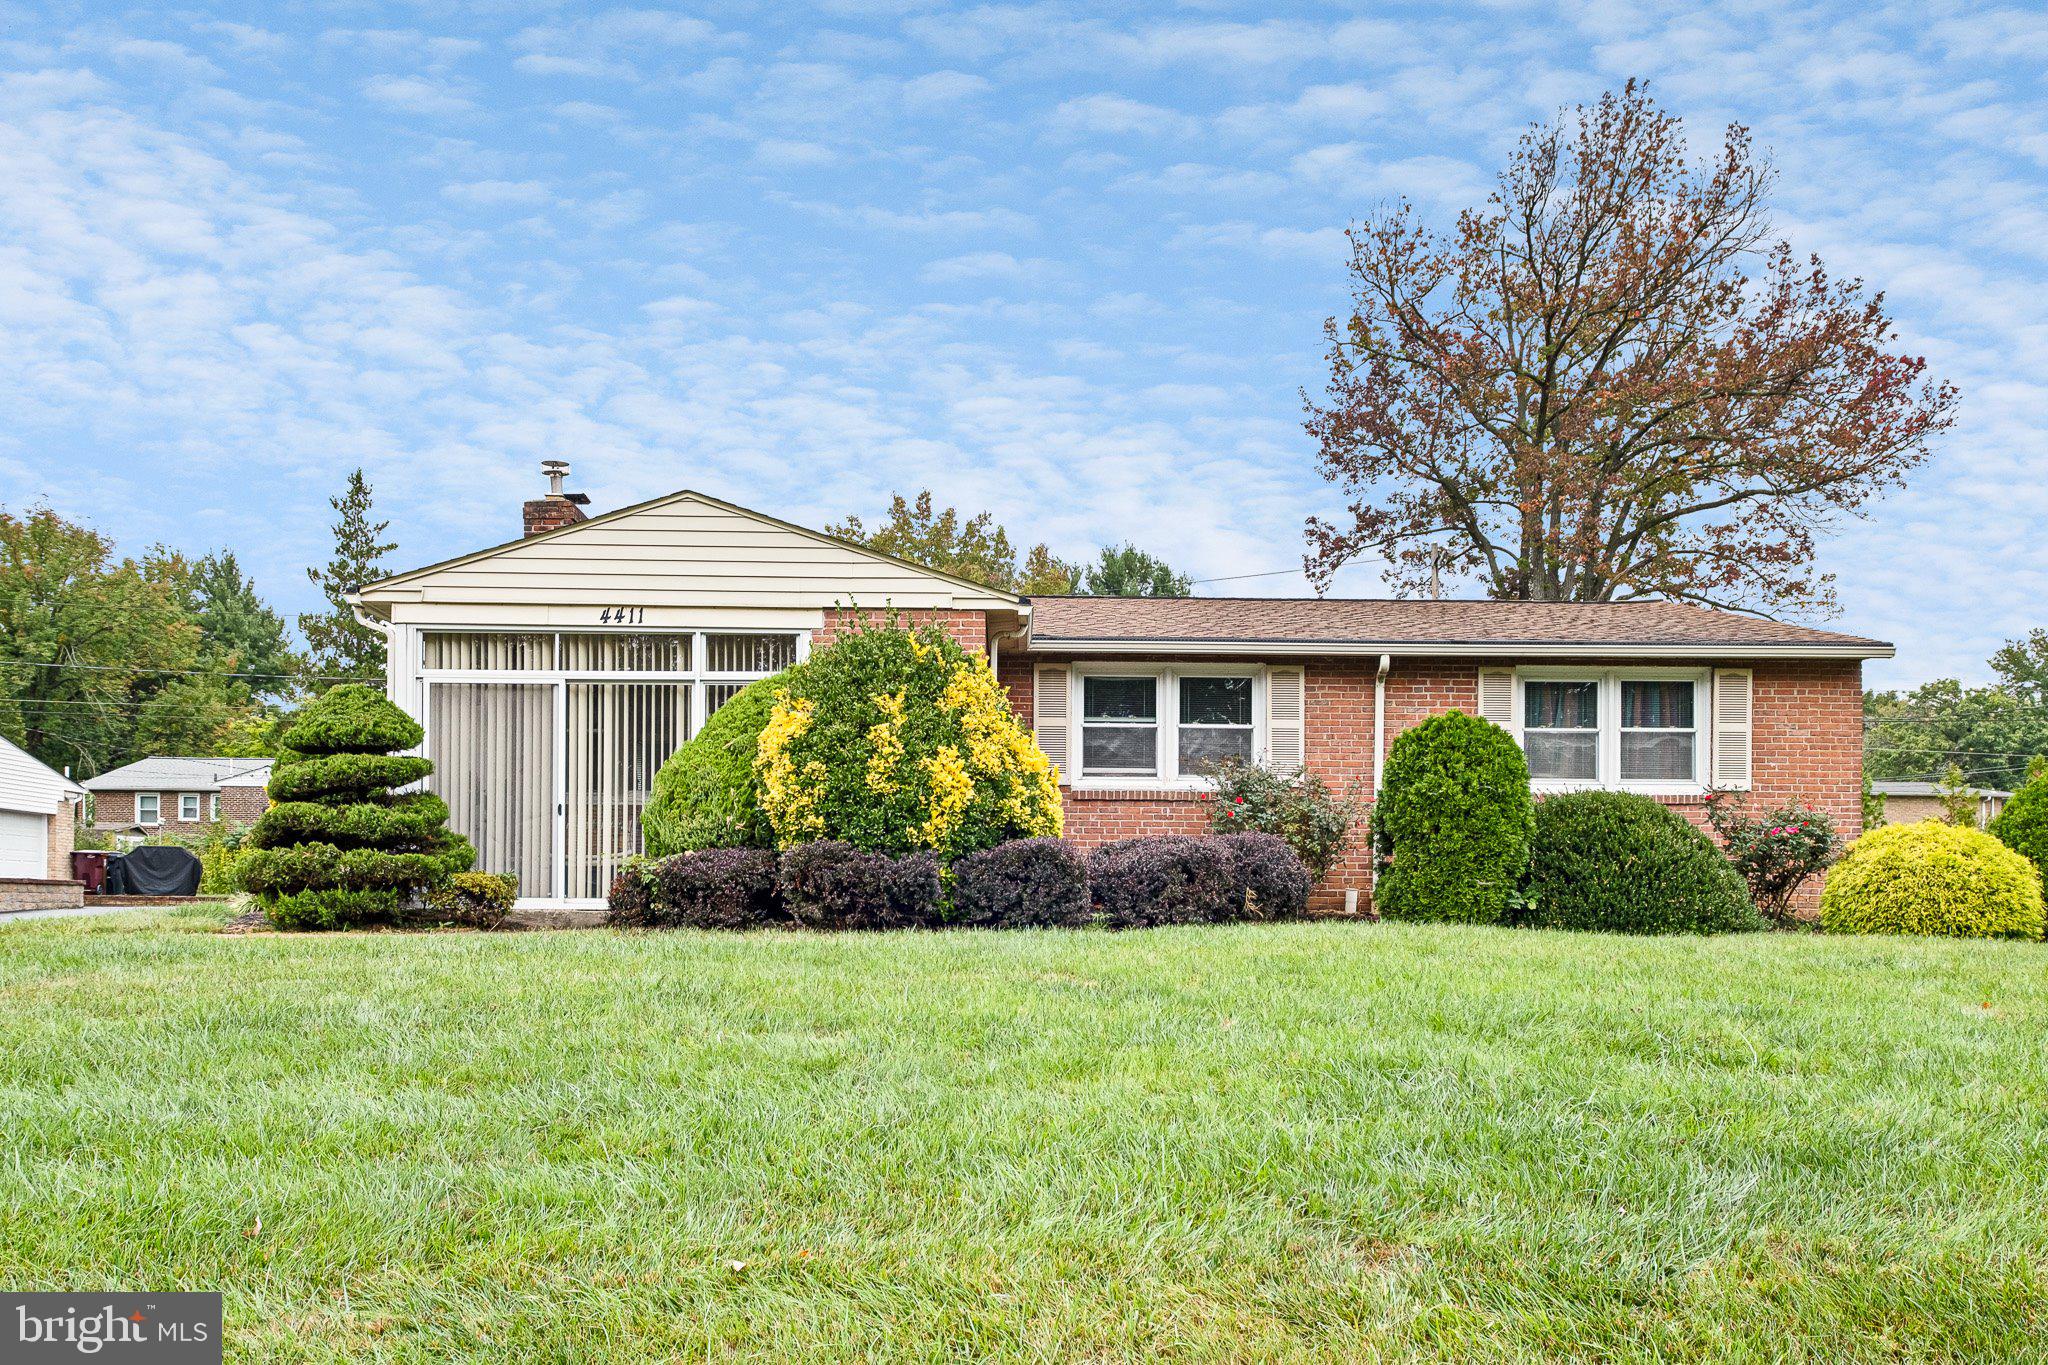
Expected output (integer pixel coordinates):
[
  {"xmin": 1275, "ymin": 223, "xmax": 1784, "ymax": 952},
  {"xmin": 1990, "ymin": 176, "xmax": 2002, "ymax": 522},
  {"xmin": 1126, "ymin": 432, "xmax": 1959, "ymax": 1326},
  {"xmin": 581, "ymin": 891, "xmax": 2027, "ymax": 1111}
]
[{"xmin": 1, "ymin": 910, "xmax": 2044, "ymax": 1362}]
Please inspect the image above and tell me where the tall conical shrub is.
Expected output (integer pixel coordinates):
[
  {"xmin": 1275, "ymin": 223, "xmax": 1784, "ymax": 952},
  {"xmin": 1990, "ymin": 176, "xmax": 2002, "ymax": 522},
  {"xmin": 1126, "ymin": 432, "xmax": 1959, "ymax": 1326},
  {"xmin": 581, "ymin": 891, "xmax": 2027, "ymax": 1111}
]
[{"xmin": 240, "ymin": 684, "xmax": 473, "ymax": 929}]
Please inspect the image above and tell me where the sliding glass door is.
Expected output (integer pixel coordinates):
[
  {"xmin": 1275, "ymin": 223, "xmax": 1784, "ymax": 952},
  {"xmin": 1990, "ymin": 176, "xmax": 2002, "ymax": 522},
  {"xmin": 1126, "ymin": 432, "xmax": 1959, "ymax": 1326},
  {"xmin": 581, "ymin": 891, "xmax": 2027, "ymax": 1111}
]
[{"xmin": 564, "ymin": 682, "xmax": 689, "ymax": 899}]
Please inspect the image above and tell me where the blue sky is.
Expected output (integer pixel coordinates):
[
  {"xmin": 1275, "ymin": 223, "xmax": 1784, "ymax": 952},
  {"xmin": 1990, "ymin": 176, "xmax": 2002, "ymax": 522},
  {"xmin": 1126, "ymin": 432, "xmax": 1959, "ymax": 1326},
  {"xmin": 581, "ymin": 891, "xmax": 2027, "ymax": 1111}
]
[{"xmin": 3, "ymin": 2, "xmax": 2043, "ymax": 689}]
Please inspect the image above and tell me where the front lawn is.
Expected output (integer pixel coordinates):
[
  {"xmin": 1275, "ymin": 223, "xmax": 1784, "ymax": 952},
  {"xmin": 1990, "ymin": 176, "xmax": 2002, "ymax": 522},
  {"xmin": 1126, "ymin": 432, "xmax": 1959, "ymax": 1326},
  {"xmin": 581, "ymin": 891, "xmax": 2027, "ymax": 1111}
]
[{"xmin": 1, "ymin": 910, "xmax": 2043, "ymax": 1361}]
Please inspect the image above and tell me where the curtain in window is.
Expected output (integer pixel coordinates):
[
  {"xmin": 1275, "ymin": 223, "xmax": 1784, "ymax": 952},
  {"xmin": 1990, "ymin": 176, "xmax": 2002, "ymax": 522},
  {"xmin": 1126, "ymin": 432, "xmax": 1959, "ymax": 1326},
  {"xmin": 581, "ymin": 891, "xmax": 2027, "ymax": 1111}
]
[
  {"xmin": 1525, "ymin": 681, "xmax": 1597, "ymax": 728},
  {"xmin": 1620, "ymin": 681, "xmax": 1694, "ymax": 728}
]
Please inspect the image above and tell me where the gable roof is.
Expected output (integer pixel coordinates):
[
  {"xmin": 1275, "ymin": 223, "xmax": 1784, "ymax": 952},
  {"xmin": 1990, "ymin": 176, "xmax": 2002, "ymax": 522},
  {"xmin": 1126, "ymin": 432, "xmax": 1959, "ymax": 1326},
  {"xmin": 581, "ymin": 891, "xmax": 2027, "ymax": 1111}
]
[
  {"xmin": 0, "ymin": 734, "xmax": 84, "ymax": 814},
  {"xmin": 82, "ymin": 757, "xmax": 274, "ymax": 793},
  {"xmin": 353, "ymin": 488, "xmax": 1024, "ymax": 613},
  {"xmin": 1025, "ymin": 597, "xmax": 1892, "ymax": 659}
]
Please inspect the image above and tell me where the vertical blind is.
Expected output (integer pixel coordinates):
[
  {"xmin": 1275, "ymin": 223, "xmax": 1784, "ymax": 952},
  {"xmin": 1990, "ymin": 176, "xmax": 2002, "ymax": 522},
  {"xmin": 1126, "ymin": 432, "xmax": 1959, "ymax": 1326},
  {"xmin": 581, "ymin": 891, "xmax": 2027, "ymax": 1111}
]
[
  {"xmin": 565, "ymin": 682, "xmax": 689, "ymax": 899},
  {"xmin": 429, "ymin": 682, "xmax": 556, "ymax": 897}
]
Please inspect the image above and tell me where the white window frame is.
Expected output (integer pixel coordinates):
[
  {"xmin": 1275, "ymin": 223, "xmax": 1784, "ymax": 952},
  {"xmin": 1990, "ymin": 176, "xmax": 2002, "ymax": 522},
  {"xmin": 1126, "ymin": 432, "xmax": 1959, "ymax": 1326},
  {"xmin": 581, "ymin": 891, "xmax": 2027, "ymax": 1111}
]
[
  {"xmin": 136, "ymin": 793, "xmax": 160, "ymax": 826},
  {"xmin": 210, "ymin": 794, "xmax": 221, "ymax": 821},
  {"xmin": 1071, "ymin": 664, "xmax": 1265, "ymax": 790},
  {"xmin": 178, "ymin": 793, "xmax": 201, "ymax": 822},
  {"xmin": 1517, "ymin": 667, "xmax": 1710, "ymax": 795}
]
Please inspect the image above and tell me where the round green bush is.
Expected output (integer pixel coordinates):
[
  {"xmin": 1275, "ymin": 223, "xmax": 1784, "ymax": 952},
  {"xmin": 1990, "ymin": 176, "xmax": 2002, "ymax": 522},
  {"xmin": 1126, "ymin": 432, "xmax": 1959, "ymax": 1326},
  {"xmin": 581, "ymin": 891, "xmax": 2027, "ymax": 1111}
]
[
  {"xmin": 1525, "ymin": 791, "xmax": 1763, "ymax": 934},
  {"xmin": 1987, "ymin": 773, "xmax": 2048, "ymax": 881},
  {"xmin": 1372, "ymin": 710, "xmax": 1534, "ymax": 924},
  {"xmin": 1820, "ymin": 821, "xmax": 2045, "ymax": 939},
  {"xmin": 758, "ymin": 619, "xmax": 1061, "ymax": 858},
  {"xmin": 642, "ymin": 673, "xmax": 787, "ymax": 856}
]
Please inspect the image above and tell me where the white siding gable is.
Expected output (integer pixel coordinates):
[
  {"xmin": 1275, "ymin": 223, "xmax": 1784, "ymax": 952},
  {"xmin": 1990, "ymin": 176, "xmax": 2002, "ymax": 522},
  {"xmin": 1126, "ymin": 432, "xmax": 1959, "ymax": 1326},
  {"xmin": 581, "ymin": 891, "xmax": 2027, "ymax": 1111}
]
[
  {"xmin": 358, "ymin": 490, "xmax": 1023, "ymax": 613},
  {"xmin": 0, "ymin": 734, "xmax": 83, "ymax": 816}
]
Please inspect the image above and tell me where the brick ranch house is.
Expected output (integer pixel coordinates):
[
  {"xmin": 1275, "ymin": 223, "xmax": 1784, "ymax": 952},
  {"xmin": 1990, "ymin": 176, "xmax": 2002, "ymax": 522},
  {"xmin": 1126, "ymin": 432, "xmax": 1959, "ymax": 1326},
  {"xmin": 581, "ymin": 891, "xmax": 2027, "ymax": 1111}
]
[
  {"xmin": 81, "ymin": 757, "xmax": 274, "ymax": 839},
  {"xmin": 350, "ymin": 477, "xmax": 1890, "ymax": 912}
]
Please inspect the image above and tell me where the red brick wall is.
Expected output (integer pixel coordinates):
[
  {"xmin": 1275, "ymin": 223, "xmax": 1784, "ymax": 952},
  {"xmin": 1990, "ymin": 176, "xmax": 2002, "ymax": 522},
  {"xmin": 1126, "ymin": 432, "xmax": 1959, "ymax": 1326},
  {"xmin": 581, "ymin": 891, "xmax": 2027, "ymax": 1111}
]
[
  {"xmin": 90, "ymin": 785, "xmax": 269, "ymax": 835},
  {"xmin": 1004, "ymin": 652, "xmax": 1864, "ymax": 916},
  {"xmin": 814, "ymin": 608, "xmax": 992, "ymax": 656}
]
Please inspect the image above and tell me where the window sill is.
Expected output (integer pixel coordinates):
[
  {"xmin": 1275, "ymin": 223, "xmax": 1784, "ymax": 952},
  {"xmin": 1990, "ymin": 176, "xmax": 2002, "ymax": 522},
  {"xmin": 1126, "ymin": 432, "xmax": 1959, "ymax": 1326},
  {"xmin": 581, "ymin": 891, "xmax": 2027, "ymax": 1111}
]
[
  {"xmin": 1530, "ymin": 781, "xmax": 1713, "ymax": 802},
  {"xmin": 1065, "ymin": 786, "xmax": 1212, "ymax": 803}
]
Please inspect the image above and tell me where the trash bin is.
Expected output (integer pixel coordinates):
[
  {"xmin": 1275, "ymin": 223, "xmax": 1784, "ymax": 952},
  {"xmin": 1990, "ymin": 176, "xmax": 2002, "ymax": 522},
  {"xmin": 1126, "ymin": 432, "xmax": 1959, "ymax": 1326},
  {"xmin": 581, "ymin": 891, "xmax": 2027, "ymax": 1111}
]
[{"xmin": 70, "ymin": 849, "xmax": 110, "ymax": 893}]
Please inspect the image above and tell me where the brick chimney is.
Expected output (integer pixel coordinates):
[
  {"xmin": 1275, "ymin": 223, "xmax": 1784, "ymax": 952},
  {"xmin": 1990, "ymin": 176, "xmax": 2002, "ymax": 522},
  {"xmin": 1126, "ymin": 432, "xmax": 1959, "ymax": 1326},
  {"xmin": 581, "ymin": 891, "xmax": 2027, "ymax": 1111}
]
[{"xmin": 523, "ymin": 460, "xmax": 590, "ymax": 536}]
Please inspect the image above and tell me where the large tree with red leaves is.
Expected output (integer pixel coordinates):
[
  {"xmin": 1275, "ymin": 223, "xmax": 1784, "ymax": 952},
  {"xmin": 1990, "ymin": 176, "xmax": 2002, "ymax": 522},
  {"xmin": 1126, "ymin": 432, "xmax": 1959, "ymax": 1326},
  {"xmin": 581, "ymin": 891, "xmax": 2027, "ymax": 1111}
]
[{"xmin": 1304, "ymin": 82, "xmax": 1956, "ymax": 615}]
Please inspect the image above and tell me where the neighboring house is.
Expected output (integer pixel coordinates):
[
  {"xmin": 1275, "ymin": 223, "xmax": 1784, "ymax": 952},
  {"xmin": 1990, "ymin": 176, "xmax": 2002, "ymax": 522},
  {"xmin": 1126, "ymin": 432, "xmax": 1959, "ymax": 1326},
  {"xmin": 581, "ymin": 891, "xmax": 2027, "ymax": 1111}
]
[
  {"xmin": 82, "ymin": 758, "xmax": 274, "ymax": 838},
  {"xmin": 1870, "ymin": 780, "xmax": 2009, "ymax": 829},
  {"xmin": 0, "ymin": 733, "xmax": 87, "ymax": 910},
  {"xmin": 349, "ymin": 471, "xmax": 1891, "ymax": 911}
]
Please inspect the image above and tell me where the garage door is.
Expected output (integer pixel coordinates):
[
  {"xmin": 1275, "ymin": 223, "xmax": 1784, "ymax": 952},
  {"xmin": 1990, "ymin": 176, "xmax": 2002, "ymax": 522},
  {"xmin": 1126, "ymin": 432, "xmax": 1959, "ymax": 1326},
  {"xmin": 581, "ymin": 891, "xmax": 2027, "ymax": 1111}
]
[{"xmin": 0, "ymin": 810, "xmax": 47, "ymax": 879}]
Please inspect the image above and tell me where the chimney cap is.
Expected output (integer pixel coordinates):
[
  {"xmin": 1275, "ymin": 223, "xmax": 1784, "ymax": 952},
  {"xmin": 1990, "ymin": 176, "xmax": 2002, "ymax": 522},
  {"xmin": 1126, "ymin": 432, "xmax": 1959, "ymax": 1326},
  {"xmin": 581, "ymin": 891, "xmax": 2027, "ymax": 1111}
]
[{"xmin": 541, "ymin": 459, "xmax": 576, "ymax": 498}]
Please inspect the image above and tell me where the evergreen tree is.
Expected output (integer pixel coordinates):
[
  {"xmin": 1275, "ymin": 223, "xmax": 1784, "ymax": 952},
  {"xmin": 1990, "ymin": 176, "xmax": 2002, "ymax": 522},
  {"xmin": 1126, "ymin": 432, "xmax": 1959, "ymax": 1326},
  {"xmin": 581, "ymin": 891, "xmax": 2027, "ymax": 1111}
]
[
  {"xmin": 240, "ymin": 684, "xmax": 473, "ymax": 929},
  {"xmin": 1080, "ymin": 543, "xmax": 1193, "ymax": 596},
  {"xmin": 301, "ymin": 469, "xmax": 395, "ymax": 687},
  {"xmin": 193, "ymin": 551, "xmax": 301, "ymax": 693}
]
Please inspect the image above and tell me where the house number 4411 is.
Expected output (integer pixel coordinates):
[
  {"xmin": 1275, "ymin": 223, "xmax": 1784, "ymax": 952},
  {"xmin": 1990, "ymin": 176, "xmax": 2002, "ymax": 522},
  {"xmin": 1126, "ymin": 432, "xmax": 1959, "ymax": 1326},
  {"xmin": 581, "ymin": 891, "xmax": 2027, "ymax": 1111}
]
[{"xmin": 597, "ymin": 607, "xmax": 646, "ymax": 624}]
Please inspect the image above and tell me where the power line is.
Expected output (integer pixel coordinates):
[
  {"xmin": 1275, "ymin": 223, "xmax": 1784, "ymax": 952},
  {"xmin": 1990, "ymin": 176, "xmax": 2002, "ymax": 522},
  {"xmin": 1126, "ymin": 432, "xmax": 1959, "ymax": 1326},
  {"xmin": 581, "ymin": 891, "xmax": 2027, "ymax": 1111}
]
[{"xmin": 0, "ymin": 659, "xmax": 349, "ymax": 683}]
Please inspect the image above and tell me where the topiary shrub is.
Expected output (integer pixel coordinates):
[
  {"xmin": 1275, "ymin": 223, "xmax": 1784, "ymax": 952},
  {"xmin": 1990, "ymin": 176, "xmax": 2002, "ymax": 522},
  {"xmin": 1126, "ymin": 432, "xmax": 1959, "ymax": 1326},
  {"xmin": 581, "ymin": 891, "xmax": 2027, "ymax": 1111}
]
[
  {"xmin": 1820, "ymin": 821, "xmax": 2045, "ymax": 940},
  {"xmin": 1206, "ymin": 759, "xmax": 1362, "ymax": 883},
  {"xmin": 1372, "ymin": 710, "xmax": 1534, "ymax": 924},
  {"xmin": 778, "ymin": 841, "xmax": 897, "ymax": 930},
  {"xmin": 1216, "ymin": 832, "xmax": 1311, "ymax": 920},
  {"xmin": 647, "ymin": 848, "xmax": 784, "ymax": 929},
  {"xmin": 1524, "ymin": 791, "xmax": 1760, "ymax": 934},
  {"xmin": 241, "ymin": 684, "xmax": 473, "ymax": 931},
  {"xmin": 1987, "ymin": 771, "xmax": 2048, "ymax": 883},
  {"xmin": 1088, "ymin": 835, "xmax": 1236, "ymax": 928},
  {"xmin": 757, "ymin": 616, "xmax": 1061, "ymax": 859},
  {"xmin": 643, "ymin": 674, "xmax": 788, "ymax": 856},
  {"xmin": 949, "ymin": 838, "xmax": 1094, "ymax": 929},
  {"xmin": 422, "ymin": 872, "xmax": 518, "ymax": 930}
]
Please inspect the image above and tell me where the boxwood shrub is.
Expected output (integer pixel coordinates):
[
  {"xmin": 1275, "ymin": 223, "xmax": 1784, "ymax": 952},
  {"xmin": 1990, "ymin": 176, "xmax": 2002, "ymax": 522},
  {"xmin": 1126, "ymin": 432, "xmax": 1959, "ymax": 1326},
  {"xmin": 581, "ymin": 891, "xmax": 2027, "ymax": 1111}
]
[
  {"xmin": 422, "ymin": 872, "xmax": 518, "ymax": 929},
  {"xmin": 948, "ymin": 838, "xmax": 1093, "ymax": 928},
  {"xmin": 1987, "ymin": 771, "xmax": 2048, "ymax": 883},
  {"xmin": 642, "ymin": 674, "xmax": 786, "ymax": 856},
  {"xmin": 1088, "ymin": 835, "xmax": 1236, "ymax": 928},
  {"xmin": 1372, "ymin": 710, "xmax": 1534, "ymax": 925},
  {"xmin": 1820, "ymin": 821, "xmax": 2046, "ymax": 939},
  {"xmin": 1216, "ymin": 831, "xmax": 1311, "ymax": 920},
  {"xmin": 1524, "ymin": 791, "xmax": 1763, "ymax": 935}
]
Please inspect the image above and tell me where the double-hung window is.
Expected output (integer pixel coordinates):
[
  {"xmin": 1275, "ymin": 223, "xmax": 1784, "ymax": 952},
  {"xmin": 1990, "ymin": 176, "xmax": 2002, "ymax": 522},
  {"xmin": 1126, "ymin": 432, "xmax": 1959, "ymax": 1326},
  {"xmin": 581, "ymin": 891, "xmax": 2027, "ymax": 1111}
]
[
  {"xmin": 1077, "ymin": 668, "xmax": 1260, "ymax": 785},
  {"xmin": 137, "ymin": 793, "xmax": 160, "ymax": 825},
  {"xmin": 1521, "ymin": 670, "xmax": 1705, "ymax": 791},
  {"xmin": 179, "ymin": 793, "xmax": 201, "ymax": 822}
]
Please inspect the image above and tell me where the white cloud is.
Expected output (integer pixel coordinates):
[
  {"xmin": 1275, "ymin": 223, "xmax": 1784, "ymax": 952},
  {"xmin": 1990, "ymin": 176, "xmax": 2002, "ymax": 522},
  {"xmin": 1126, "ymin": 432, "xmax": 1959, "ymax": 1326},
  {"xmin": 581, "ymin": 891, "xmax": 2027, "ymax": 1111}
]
[
  {"xmin": 441, "ymin": 180, "xmax": 554, "ymax": 208},
  {"xmin": 1048, "ymin": 94, "xmax": 1196, "ymax": 140},
  {"xmin": 361, "ymin": 75, "xmax": 474, "ymax": 116},
  {"xmin": 919, "ymin": 251, "xmax": 1049, "ymax": 283}
]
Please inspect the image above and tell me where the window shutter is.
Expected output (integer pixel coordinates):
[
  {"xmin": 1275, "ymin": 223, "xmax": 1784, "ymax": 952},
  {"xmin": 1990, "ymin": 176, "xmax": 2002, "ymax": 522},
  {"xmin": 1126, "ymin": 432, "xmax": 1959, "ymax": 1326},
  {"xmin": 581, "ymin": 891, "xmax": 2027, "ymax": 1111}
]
[
  {"xmin": 1265, "ymin": 666, "xmax": 1306, "ymax": 773},
  {"xmin": 1477, "ymin": 669, "xmax": 1518, "ymax": 734},
  {"xmin": 1033, "ymin": 665, "xmax": 1071, "ymax": 780},
  {"xmin": 1712, "ymin": 668, "xmax": 1753, "ymax": 789}
]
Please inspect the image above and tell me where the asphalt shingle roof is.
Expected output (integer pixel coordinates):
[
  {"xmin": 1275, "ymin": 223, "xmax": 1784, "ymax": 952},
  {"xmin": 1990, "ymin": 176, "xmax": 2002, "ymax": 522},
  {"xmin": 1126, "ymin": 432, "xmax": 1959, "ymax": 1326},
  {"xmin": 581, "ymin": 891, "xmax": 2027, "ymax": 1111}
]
[
  {"xmin": 1025, "ymin": 597, "xmax": 1890, "ymax": 651},
  {"xmin": 81, "ymin": 757, "xmax": 275, "ymax": 792}
]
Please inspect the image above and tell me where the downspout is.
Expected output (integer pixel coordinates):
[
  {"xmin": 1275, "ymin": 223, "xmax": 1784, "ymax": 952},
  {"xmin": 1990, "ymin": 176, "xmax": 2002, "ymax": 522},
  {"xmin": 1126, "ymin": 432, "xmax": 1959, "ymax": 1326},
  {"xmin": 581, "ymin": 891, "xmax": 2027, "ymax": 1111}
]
[{"xmin": 1359, "ymin": 652, "xmax": 1390, "ymax": 915}]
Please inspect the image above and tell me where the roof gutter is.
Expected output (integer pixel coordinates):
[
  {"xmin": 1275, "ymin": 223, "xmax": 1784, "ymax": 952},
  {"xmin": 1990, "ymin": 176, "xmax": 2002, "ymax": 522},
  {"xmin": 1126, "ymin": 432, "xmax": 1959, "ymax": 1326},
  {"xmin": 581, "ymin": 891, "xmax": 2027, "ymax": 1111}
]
[{"xmin": 1025, "ymin": 636, "xmax": 1893, "ymax": 661}]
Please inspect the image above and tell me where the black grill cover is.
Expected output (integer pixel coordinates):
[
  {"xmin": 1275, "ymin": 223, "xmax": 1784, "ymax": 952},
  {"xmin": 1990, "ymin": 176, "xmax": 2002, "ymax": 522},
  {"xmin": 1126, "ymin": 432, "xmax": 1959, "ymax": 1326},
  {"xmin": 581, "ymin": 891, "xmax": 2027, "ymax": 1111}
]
[{"xmin": 106, "ymin": 845, "xmax": 202, "ymax": 896}]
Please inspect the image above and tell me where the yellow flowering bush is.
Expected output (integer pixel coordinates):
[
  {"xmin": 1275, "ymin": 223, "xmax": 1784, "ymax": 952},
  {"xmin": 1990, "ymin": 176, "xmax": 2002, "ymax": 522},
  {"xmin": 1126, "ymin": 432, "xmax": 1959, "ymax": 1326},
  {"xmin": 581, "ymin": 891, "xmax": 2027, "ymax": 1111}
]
[{"xmin": 756, "ymin": 618, "xmax": 1062, "ymax": 858}]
